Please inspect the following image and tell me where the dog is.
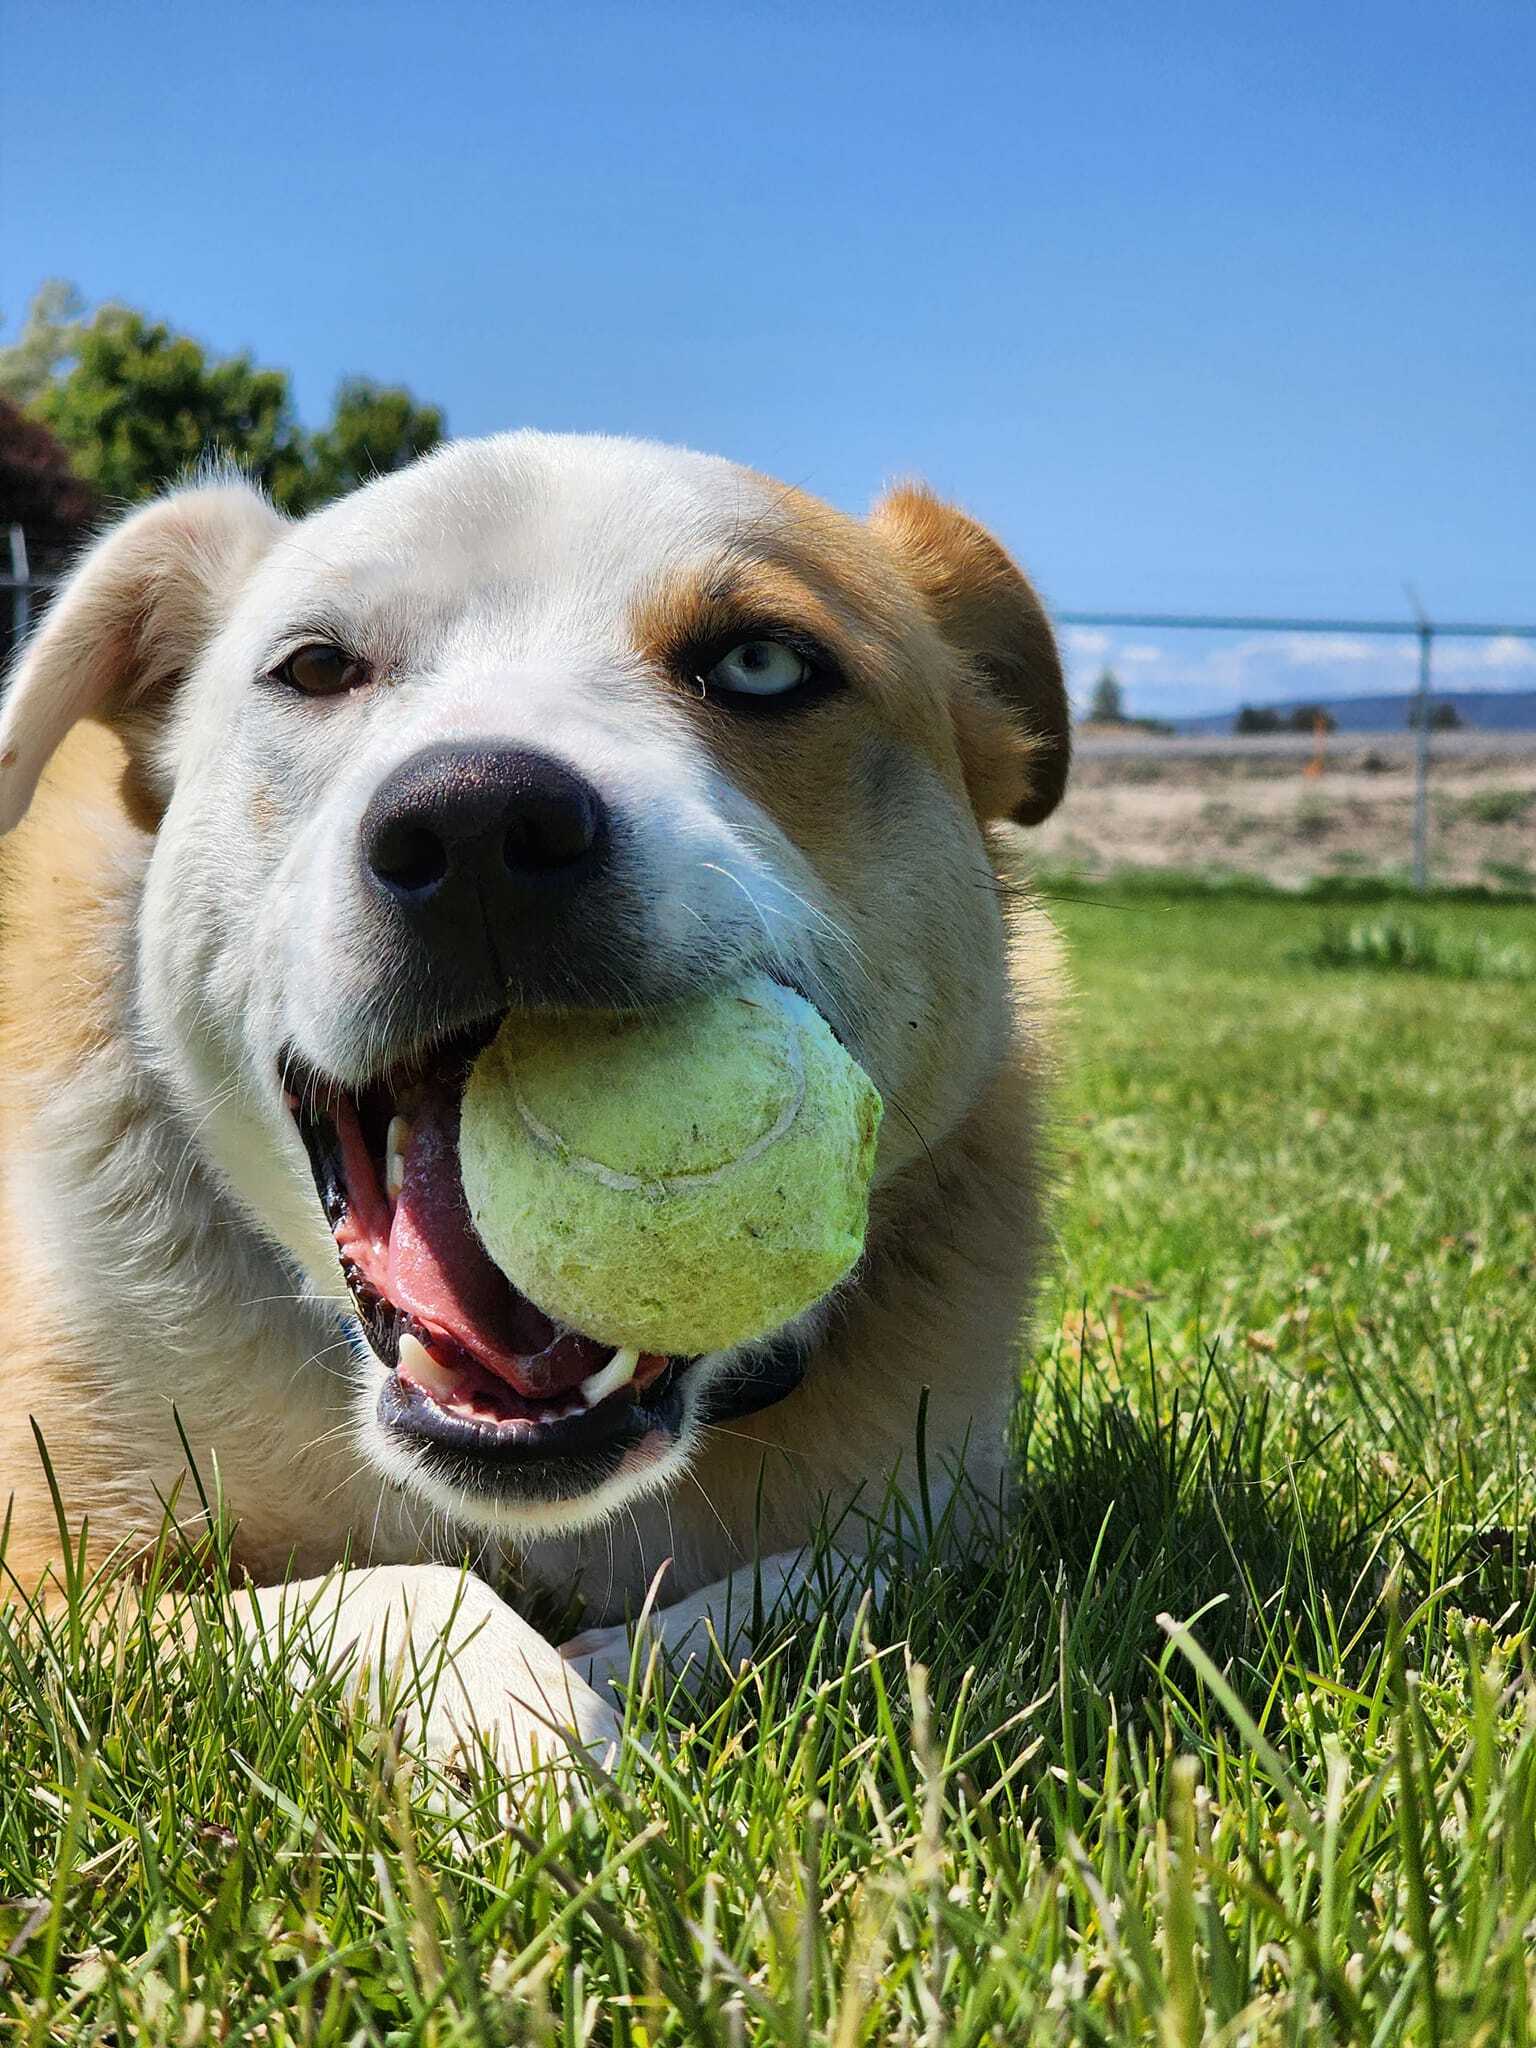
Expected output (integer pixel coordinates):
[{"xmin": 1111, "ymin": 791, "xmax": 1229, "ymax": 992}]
[{"xmin": 0, "ymin": 432, "xmax": 1068, "ymax": 1768}]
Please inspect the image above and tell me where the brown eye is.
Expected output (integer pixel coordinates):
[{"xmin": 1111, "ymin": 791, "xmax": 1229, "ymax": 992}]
[{"xmin": 270, "ymin": 643, "xmax": 371, "ymax": 696}]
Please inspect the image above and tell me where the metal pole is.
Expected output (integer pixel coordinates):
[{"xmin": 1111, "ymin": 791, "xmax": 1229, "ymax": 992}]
[
  {"xmin": 7, "ymin": 525, "xmax": 28, "ymax": 652},
  {"xmin": 1411, "ymin": 622, "xmax": 1433, "ymax": 890}
]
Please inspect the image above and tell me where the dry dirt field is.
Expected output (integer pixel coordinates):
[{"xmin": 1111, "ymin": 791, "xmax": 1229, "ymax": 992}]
[{"xmin": 1034, "ymin": 726, "xmax": 1536, "ymax": 888}]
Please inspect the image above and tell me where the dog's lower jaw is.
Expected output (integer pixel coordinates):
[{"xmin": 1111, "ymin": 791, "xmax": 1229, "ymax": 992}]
[
  {"xmin": 348, "ymin": 1323, "xmax": 704, "ymax": 1539},
  {"xmin": 347, "ymin": 1330, "xmax": 807, "ymax": 1543}
]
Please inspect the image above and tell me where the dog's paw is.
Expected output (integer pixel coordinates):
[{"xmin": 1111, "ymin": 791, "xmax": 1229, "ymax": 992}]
[
  {"xmin": 560, "ymin": 1619, "xmax": 643, "ymax": 1695},
  {"xmin": 238, "ymin": 1565, "xmax": 622, "ymax": 1784}
]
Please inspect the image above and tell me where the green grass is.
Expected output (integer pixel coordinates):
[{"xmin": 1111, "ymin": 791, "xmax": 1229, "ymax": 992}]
[
  {"xmin": 1033, "ymin": 863, "xmax": 1536, "ymax": 905},
  {"xmin": 5, "ymin": 883, "xmax": 1536, "ymax": 2043},
  {"xmin": 1301, "ymin": 914, "xmax": 1536, "ymax": 981},
  {"xmin": 1443, "ymin": 789, "xmax": 1536, "ymax": 829}
]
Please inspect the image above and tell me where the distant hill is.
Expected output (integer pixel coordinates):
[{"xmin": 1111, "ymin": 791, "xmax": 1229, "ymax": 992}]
[{"xmin": 1171, "ymin": 689, "xmax": 1536, "ymax": 736}]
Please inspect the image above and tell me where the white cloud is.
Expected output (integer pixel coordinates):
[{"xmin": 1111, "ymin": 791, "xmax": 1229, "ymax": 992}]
[
  {"xmin": 1057, "ymin": 616, "xmax": 1536, "ymax": 717},
  {"xmin": 1434, "ymin": 633, "xmax": 1536, "ymax": 677},
  {"xmin": 1064, "ymin": 628, "xmax": 1111, "ymax": 658},
  {"xmin": 1275, "ymin": 634, "xmax": 1404, "ymax": 668}
]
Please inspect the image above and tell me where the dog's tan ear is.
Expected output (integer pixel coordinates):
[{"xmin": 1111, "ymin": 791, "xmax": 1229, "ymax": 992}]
[
  {"xmin": 870, "ymin": 484, "xmax": 1070, "ymax": 826},
  {"xmin": 0, "ymin": 480, "xmax": 284, "ymax": 834}
]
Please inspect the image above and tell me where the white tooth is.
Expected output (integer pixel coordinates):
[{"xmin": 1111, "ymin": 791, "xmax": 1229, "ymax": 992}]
[
  {"xmin": 398, "ymin": 1333, "xmax": 460, "ymax": 1401},
  {"xmin": 385, "ymin": 1115, "xmax": 412, "ymax": 1201},
  {"xmin": 579, "ymin": 1346, "xmax": 640, "ymax": 1408}
]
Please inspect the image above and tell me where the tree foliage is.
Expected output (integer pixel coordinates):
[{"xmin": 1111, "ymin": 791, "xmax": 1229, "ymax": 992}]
[
  {"xmin": 1287, "ymin": 702, "xmax": 1337, "ymax": 734},
  {"xmin": 34, "ymin": 310, "xmax": 295, "ymax": 506},
  {"xmin": 0, "ymin": 281, "xmax": 444, "ymax": 515},
  {"xmin": 1088, "ymin": 667, "xmax": 1125, "ymax": 723},
  {"xmin": 1234, "ymin": 704, "xmax": 1283, "ymax": 734},
  {"xmin": 1408, "ymin": 698, "xmax": 1462, "ymax": 731},
  {"xmin": 0, "ymin": 280, "xmax": 96, "ymax": 408},
  {"xmin": 278, "ymin": 377, "xmax": 445, "ymax": 517},
  {"xmin": 0, "ymin": 399, "xmax": 98, "ymax": 557}
]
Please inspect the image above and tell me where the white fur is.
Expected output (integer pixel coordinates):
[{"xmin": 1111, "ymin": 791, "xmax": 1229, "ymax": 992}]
[
  {"xmin": 0, "ymin": 432, "xmax": 1023, "ymax": 1768},
  {"xmin": 236, "ymin": 1564, "xmax": 620, "ymax": 1774}
]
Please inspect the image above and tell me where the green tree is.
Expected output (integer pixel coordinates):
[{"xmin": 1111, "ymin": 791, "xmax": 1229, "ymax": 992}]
[
  {"xmin": 1088, "ymin": 667, "xmax": 1125, "ymax": 722},
  {"xmin": 1, "ymin": 283, "xmax": 445, "ymax": 513},
  {"xmin": 277, "ymin": 377, "xmax": 444, "ymax": 516},
  {"xmin": 1407, "ymin": 698, "xmax": 1462, "ymax": 732},
  {"xmin": 1234, "ymin": 704, "xmax": 1283, "ymax": 734},
  {"xmin": 0, "ymin": 280, "xmax": 95, "ymax": 407},
  {"xmin": 1287, "ymin": 702, "xmax": 1337, "ymax": 734},
  {"xmin": 35, "ymin": 310, "xmax": 296, "ymax": 505}
]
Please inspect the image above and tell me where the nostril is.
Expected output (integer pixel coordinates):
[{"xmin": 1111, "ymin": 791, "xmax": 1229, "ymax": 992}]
[
  {"xmin": 502, "ymin": 790, "xmax": 601, "ymax": 875},
  {"xmin": 371, "ymin": 821, "xmax": 450, "ymax": 895},
  {"xmin": 361, "ymin": 743, "xmax": 609, "ymax": 913}
]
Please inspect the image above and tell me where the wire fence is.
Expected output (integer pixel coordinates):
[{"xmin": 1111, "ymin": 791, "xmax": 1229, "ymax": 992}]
[
  {"xmin": 2, "ymin": 524, "xmax": 48, "ymax": 654},
  {"xmin": 1055, "ymin": 608, "xmax": 1536, "ymax": 889},
  {"xmin": 5, "ymin": 525, "xmax": 1535, "ymax": 888}
]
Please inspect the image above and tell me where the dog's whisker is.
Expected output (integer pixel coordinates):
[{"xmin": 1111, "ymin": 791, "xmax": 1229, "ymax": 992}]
[
  {"xmin": 683, "ymin": 1468, "xmax": 736, "ymax": 1552},
  {"xmin": 698, "ymin": 860, "xmax": 785, "ymax": 962},
  {"xmin": 727, "ymin": 844, "xmax": 874, "ymax": 978},
  {"xmin": 699, "ymin": 1420, "xmax": 810, "ymax": 1464},
  {"xmin": 243, "ymin": 1291, "xmax": 350, "ymax": 1310},
  {"xmin": 284, "ymin": 1342, "xmax": 359, "ymax": 1396},
  {"xmin": 296, "ymin": 1419, "xmax": 360, "ymax": 1460},
  {"xmin": 883, "ymin": 1087, "xmax": 957, "ymax": 1244}
]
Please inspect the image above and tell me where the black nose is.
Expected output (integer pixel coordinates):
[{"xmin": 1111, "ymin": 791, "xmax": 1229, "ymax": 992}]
[{"xmin": 361, "ymin": 743, "xmax": 608, "ymax": 930}]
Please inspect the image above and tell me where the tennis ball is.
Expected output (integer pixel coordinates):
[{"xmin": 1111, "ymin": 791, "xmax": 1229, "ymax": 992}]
[{"xmin": 459, "ymin": 975, "xmax": 882, "ymax": 1357}]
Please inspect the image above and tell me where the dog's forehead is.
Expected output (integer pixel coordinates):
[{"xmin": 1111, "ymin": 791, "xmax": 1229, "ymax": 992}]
[{"xmin": 248, "ymin": 432, "xmax": 786, "ymax": 641}]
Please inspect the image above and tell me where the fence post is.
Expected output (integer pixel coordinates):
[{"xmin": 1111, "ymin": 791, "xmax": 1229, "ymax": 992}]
[
  {"xmin": 1411, "ymin": 621, "xmax": 1433, "ymax": 891},
  {"xmin": 7, "ymin": 524, "xmax": 28, "ymax": 652}
]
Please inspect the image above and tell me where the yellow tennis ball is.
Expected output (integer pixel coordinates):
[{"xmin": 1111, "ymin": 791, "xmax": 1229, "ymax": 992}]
[{"xmin": 459, "ymin": 975, "xmax": 882, "ymax": 1357}]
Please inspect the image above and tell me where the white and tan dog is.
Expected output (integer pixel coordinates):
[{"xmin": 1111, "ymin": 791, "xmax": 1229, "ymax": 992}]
[{"xmin": 0, "ymin": 433, "xmax": 1067, "ymax": 1767}]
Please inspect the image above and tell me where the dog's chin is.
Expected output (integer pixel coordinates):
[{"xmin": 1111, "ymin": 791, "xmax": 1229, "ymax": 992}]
[
  {"xmin": 347, "ymin": 1324, "xmax": 703, "ymax": 1535},
  {"xmin": 281, "ymin": 1016, "xmax": 723, "ymax": 1533}
]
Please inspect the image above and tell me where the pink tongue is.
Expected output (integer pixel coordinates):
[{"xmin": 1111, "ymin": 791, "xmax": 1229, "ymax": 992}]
[{"xmin": 385, "ymin": 1089, "xmax": 605, "ymax": 1398}]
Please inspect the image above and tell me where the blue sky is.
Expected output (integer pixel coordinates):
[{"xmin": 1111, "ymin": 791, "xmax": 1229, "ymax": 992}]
[{"xmin": 3, "ymin": 0, "xmax": 1532, "ymax": 716}]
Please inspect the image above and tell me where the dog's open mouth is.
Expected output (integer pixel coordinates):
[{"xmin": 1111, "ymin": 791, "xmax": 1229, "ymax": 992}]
[{"xmin": 284, "ymin": 1025, "xmax": 690, "ymax": 1471}]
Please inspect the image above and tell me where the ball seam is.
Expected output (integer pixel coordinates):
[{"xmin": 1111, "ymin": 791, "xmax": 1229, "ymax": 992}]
[{"xmin": 511, "ymin": 984, "xmax": 810, "ymax": 1195}]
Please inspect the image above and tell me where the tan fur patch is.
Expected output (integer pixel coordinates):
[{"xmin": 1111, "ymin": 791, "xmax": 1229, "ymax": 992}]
[
  {"xmin": 0, "ymin": 727, "xmax": 168, "ymax": 1592},
  {"xmin": 248, "ymin": 786, "xmax": 281, "ymax": 837},
  {"xmin": 631, "ymin": 480, "xmax": 1070, "ymax": 831},
  {"xmin": 869, "ymin": 485, "xmax": 1070, "ymax": 825}
]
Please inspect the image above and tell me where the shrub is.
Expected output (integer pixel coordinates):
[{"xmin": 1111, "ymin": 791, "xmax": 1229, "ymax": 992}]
[
  {"xmin": 1294, "ymin": 795, "xmax": 1333, "ymax": 841},
  {"xmin": 1457, "ymin": 788, "xmax": 1535, "ymax": 827},
  {"xmin": 1483, "ymin": 859, "xmax": 1536, "ymax": 893}
]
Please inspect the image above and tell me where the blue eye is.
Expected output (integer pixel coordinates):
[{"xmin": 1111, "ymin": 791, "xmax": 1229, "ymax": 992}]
[{"xmin": 706, "ymin": 641, "xmax": 812, "ymax": 698}]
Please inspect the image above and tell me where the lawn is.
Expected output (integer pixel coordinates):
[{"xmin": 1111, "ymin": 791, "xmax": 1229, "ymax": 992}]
[{"xmin": 5, "ymin": 879, "xmax": 1536, "ymax": 2044}]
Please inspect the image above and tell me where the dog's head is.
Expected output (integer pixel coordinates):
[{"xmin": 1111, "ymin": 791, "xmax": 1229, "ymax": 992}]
[{"xmin": 0, "ymin": 433, "xmax": 1067, "ymax": 1534}]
